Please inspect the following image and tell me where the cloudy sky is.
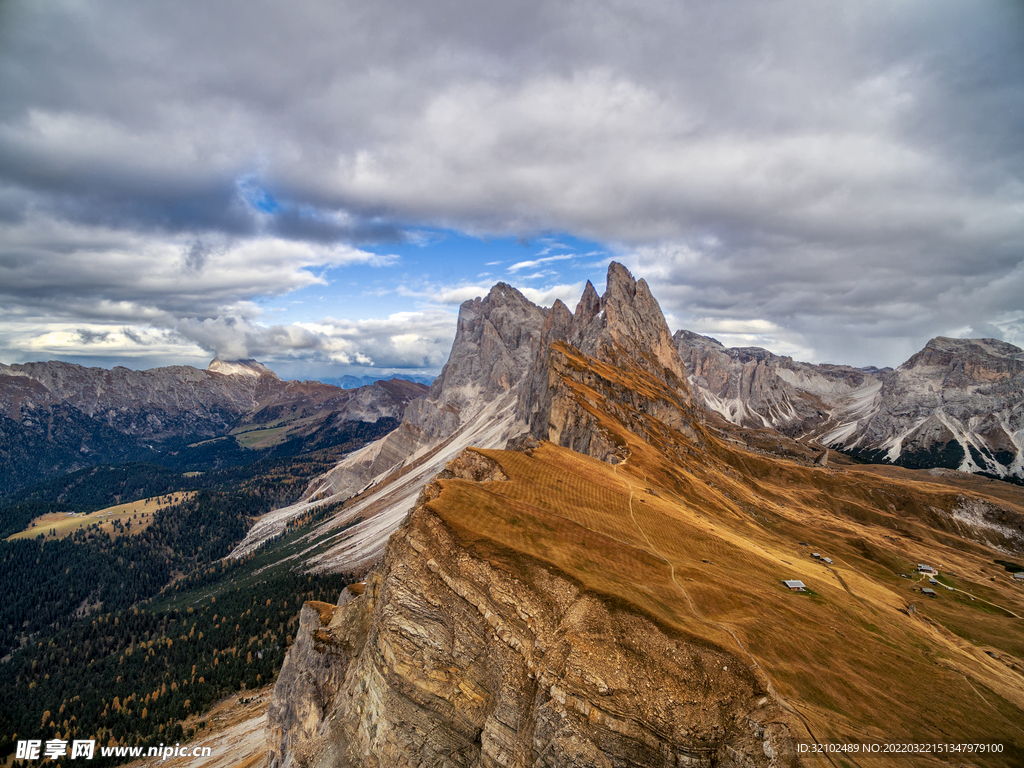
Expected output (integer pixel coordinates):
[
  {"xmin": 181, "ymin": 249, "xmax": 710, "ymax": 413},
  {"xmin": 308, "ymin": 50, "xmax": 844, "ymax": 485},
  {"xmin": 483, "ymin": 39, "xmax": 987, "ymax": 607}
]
[{"xmin": 1, "ymin": 0, "xmax": 1022, "ymax": 379}]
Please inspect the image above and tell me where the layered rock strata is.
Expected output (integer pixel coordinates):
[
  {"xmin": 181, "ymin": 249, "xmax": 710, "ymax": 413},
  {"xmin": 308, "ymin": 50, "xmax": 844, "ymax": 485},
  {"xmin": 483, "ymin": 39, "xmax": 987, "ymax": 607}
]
[
  {"xmin": 519, "ymin": 264, "xmax": 703, "ymax": 462},
  {"xmin": 267, "ymin": 457, "xmax": 792, "ymax": 768},
  {"xmin": 676, "ymin": 332, "xmax": 1024, "ymax": 480}
]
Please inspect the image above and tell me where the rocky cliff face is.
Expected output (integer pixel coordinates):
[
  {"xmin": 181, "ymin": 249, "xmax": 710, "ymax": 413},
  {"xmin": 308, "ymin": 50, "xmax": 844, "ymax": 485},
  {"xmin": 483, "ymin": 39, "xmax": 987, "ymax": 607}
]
[
  {"xmin": 674, "ymin": 330, "xmax": 878, "ymax": 437},
  {"xmin": 828, "ymin": 337, "xmax": 1024, "ymax": 477},
  {"xmin": 519, "ymin": 264, "xmax": 702, "ymax": 462},
  {"xmin": 414, "ymin": 283, "xmax": 548, "ymax": 438},
  {"xmin": 231, "ymin": 285, "xmax": 549, "ymax": 568},
  {"xmin": 676, "ymin": 332, "xmax": 1024, "ymax": 480},
  {"xmin": 316, "ymin": 284, "xmax": 546, "ymax": 503},
  {"xmin": 267, "ymin": 455, "xmax": 792, "ymax": 768}
]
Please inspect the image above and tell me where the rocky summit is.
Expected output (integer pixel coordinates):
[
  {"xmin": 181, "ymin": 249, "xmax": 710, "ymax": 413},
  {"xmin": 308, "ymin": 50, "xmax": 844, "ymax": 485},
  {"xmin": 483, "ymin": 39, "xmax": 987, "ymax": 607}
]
[
  {"xmin": 263, "ymin": 264, "xmax": 1024, "ymax": 768},
  {"xmin": 676, "ymin": 332, "xmax": 1024, "ymax": 481}
]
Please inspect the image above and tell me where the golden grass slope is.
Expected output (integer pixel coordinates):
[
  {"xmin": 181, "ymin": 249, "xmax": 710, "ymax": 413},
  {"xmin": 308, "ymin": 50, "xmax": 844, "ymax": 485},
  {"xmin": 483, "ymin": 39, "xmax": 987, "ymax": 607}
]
[
  {"xmin": 7, "ymin": 493, "xmax": 192, "ymax": 541},
  {"xmin": 421, "ymin": 343, "xmax": 1024, "ymax": 768}
]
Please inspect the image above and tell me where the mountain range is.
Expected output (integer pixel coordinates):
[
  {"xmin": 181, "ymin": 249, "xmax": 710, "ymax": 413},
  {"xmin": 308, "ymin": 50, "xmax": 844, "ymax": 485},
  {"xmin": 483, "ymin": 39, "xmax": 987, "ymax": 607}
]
[
  {"xmin": 0, "ymin": 358, "xmax": 426, "ymax": 495},
  {"xmin": 318, "ymin": 373, "xmax": 436, "ymax": 390},
  {"xmin": 247, "ymin": 263, "xmax": 1023, "ymax": 768},
  {"xmin": 676, "ymin": 332, "xmax": 1024, "ymax": 480},
  {"xmin": 2, "ymin": 264, "xmax": 1023, "ymax": 767}
]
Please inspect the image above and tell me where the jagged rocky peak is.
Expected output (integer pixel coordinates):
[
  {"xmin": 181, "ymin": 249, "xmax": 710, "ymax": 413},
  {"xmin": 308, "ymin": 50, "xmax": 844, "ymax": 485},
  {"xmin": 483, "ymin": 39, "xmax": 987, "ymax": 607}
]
[
  {"xmin": 838, "ymin": 335, "xmax": 1024, "ymax": 476},
  {"xmin": 207, "ymin": 357, "xmax": 278, "ymax": 378},
  {"xmin": 428, "ymin": 282, "xmax": 546, "ymax": 408},
  {"xmin": 675, "ymin": 329, "xmax": 1024, "ymax": 480},
  {"xmin": 574, "ymin": 262, "xmax": 691, "ymax": 389},
  {"xmin": 518, "ymin": 262, "xmax": 702, "ymax": 461},
  {"xmin": 307, "ymin": 283, "xmax": 548, "ymax": 526},
  {"xmin": 573, "ymin": 278, "xmax": 601, "ymax": 325}
]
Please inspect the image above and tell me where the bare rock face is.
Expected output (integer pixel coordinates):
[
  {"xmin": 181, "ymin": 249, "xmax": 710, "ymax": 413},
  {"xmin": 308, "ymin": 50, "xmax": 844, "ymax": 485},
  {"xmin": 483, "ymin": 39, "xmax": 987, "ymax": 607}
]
[
  {"xmin": 674, "ymin": 331, "xmax": 876, "ymax": 437},
  {"xmin": 519, "ymin": 264, "xmax": 702, "ymax": 462},
  {"xmin": 320, "ymin": 284, "xmax": 547, "ymax": 499},
  {"xmin": 266, "ymin": 601, "xmax": 357, "ymax": 768},
  {"xmin": 676, "ymin": 332, "xmax": 1024, "ymax": 480},
  {"xmin": 840, "ymin": 337, "xmax": 1024, "ymax": 477},
  {"xmin": 412, "ymin": 283, "xmax": 548, "ymax": 440},
  {"xmin": 575, "ymin": 263, "xmax": 691, "ymax": 392},
  {"xmin": 266, "ymin": 480, "xmax": 793, "ymax": 768}
]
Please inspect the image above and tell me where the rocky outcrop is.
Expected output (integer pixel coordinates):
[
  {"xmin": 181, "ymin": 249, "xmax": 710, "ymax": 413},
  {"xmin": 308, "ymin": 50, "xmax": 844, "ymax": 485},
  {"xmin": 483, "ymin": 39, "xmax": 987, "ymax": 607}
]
[
  {"xmin": 519, "ymin": 264, "xmax": 702, "ymax": 462},
  {"xmin": 676, "ymin": 332, "xmax": 1024, "ymax": 480},
  {"xmin": 267, "ymin": 474, "xmax": 793, "ymax": 768},
  {"xmin": 834, "ymin": 337, "xmax": 1024, "ymax": 477},
  {"xmin": 266, "ymin": 600, "xmax": 371, "ymax": 768},
  {"xmin": 416, "ymin": 283, "xmax": 548, "ymax": 438},
  {"xmin": 317, "ymin": 283, "xmax": 546, "ymax": 500}
]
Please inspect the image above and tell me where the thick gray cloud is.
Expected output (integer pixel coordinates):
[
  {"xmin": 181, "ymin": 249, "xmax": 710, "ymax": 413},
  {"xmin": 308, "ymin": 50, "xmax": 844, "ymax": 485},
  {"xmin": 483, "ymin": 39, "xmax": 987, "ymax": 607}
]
[{"xmin": 0, "ymin": 0, "xmax": 1022, "ymax": 370}]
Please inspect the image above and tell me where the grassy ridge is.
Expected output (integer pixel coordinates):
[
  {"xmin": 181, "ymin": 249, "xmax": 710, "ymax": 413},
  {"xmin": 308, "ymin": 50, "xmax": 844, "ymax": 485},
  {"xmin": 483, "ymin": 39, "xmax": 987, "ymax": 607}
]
[{"xmin": 431, "ymin": 443, "xmax": 1024, "ymax": 766}]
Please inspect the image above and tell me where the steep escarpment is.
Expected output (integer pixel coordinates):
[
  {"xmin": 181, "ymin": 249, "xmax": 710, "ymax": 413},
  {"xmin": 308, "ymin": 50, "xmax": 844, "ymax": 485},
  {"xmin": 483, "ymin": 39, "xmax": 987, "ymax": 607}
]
[
  {"xmin": 318, "ymin": 283, "xmax": 547, "ymax": 500},
  {"xmin": 520, "ymin": 264, "xmax": 703, "ymax": 462},
  {"xmin": 267, "ymin": 465, "xmax": 793, "ymax": 768},
  {"xmin": 235, "ymin": 264, "xmax": 710, "ymax": 569},
  {"xmin": 269, "ymin": 434, "xmax": 1024, "ymax": 767},
  {"xmin": 268, "ymin": 428, "xmax": 1024, "ymax": 767}
]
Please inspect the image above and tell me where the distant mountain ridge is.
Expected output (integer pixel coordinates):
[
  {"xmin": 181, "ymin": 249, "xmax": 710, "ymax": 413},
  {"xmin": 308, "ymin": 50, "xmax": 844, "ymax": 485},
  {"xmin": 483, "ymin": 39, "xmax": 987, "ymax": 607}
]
[
  {"xmin": 675, "ymin": 331, "xmax": 1024, "ymax": 480},
  {"xmin": 0, "ymin": 359, "xmax": 426, "ymax": 495},
  {"xmin": 317, "ymin": 373, "xmax": 436, "ymax": 389}
]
